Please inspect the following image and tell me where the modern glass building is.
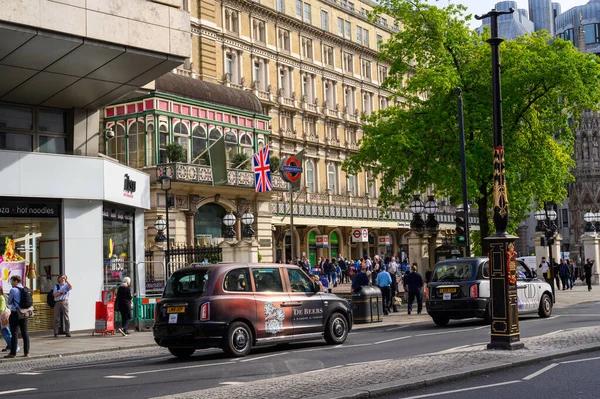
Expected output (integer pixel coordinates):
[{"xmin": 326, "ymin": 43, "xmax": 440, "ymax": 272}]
[
  {"xmin": 529, "ymin": 0, "xmax": 555, "ymax": 35},
  {"xmin": 476, "ymin": 1, "xmax": 534, "ymax": 41}
]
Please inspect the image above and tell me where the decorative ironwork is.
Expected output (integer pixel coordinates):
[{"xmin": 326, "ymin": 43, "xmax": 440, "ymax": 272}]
[{"xmin": 166, "ymin": 245, "xmax": 222, "ymax": 275}]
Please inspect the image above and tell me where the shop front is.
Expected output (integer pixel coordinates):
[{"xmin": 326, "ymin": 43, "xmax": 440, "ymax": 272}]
[{"xmin": 0, "ymin": 150, "xmax": 149, "ymax": 332}]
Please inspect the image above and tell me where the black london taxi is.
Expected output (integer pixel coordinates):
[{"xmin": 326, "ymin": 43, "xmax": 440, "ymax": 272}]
[{"xmin": 153, "ymin": 263, "xmax": 353, "ymax": 358}]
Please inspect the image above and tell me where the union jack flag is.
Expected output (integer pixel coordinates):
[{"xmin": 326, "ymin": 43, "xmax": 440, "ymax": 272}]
[{"xmin": 253, "ymin": 145, "xmax": 272, "ymax": 193}]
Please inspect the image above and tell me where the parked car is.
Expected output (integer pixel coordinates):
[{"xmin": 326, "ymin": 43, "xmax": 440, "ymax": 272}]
[
  {"xmin": 153, "ymin": 263, "xmax": 353, "ymax": 358},
  {"xmin": 426, "ymin": 257, "xmax": 553, "ymax": 327}
]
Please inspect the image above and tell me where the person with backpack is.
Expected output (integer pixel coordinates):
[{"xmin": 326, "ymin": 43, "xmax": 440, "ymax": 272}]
[
  {"xmin": 53, "ymin": 275, "xmax": 72, "ymax": 338},
  {"xmin": 4, "ymin": 275, "xmax": 30, "ymax": 358}
]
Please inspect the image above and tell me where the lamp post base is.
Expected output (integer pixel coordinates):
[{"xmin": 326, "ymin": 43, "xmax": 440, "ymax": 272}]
[{"xmin": 487, "ymin": 338, "xmax": 525, "ymax": 351}]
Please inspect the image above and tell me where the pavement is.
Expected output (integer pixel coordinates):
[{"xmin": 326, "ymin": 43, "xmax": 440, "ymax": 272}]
[{"xmin": 0, "ymin": 280, "xmax": 595, "ymax": 363}]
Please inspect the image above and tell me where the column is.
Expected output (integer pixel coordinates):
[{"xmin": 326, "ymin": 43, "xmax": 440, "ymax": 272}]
[
  {"xmin": 256, "ymin": 200, "xmax": 274, "ymax": 262},
  {"xmin": 532, "ymin": 231, "xmax": 549, "ymax": 266},
  {"xmin": 581, "ymin": 232, "xmax": 600, "ymax": 285},
  {"xmin": 407, "ymin": 231, "xmax": 429, "ymax": 277},
  {"xmin": 184, "ymin": 211, "xmax": 196, "ymax": 247}
]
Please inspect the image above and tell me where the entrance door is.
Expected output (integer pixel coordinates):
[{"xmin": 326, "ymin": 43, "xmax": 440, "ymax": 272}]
[
  {"xmin": 286, "ymin": 268, "xmax": 324, "ymax": 335},
  {"xmin": 251, "ymin": 267, "xmax": 293, "ymax": 339}
]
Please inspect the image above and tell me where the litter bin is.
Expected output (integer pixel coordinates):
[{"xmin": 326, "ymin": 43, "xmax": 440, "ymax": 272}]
[{"xmin": 351, "ymin": 286, "xmax": 383, "ymax": 324}]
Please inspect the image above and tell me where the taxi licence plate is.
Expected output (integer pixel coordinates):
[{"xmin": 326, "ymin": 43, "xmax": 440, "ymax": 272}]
[
  {"xmin": 167, "ymin": 306, "xmax": 185, "ymax": 313},
  {"xmin": 439, "ymin": 288, "xmax": 457, "ymax": 294}
]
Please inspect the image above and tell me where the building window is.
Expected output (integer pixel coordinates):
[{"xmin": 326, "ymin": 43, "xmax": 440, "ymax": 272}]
[
  {"xmin": 114, "ymin": 123, "xmax": 127, "ymax": 164},
  {"xmin": 338, "ymin": 17, "xmax": 344, "ymax": 36},
  {"xmin": 584, "ymin": 23, "xmax": 600, "ymax": 44},
  {"xmin": 252, "ymin": 19, "xmax": 266, "ymax": 43},
  {"xmin": 224, "ymin": 9, "xmax": 239, "ymax": 33},
  {"xmin": 280, "ymin": 111, "xmax": 293, "ymax": 131},
  {"xmin": 306, "ymin": 160, "xmax": 315, "ymax": 192},
  {"xmin": 347, "ymin": 127, "xmax": 357, "ymax": 144},
  {"xmin": 345, "ymin": 20, "xmax": 351, "ymax": 38},
  {"xmin": 253, "ymin": 59, "xmax": 268, "ymax": 90},
  {"xmin": 347, "ymin": 174, "xmax": 357, "ymax": 196},
  {"xmin": 328, "ymin": 163, "xmax": 338, "ymax": 194},
  {"xmin": 158, "ymin": 123, "xmax": 169, "ymax": 163},
  {"xmin": 323, "ymin": 45, "xmax": 334, "ymax": 67},
  {"xmin": 279, "ymin": 67, "xmax": 293, "ymax": 97},
  {"xmin": 302, "ymin": 74, "xmax": 315, "ymax": 102},
  {"xmin": 343, "ymin": 52, "xmax": 353, "ymax": 73},
  {"xmin": 302, "ymin": 37, "xmax": 313, "ymax": 59},
  {"xmin": 558, "ymin": 28, "xmax": 574, "ymax": 42},
  {"xmin": 379, "ymin": 17, "xmax": 388, "ymax": 27},
  {"xmin": 192, "ymin": 124, "xmax": 207, "ymax": 164},
  {"xmin": 357, "ymin": 26, "xmax": 363, "ymax": 44},
  {"xmin": 278, "ymin": 28, "xmax": 291, "ymax": 51},
  {"xmin": 378, "ymin": 66, "xmax": 388, "ymax": 82},
  {"xmin": 224, "ymin": 129, "xmax": 238, "ymax": 167},
  {"xmin": 326, "ymin": 122, "xmax": 337, "ymax": 142},
  {"xmin": 362, "ymin": 60, "xmax": 371, "ymax": 79},
  {"xmin": 173, "ymin": 121, "xmax": 190, "ymax": 163},
  {"xmin": 367, "ymin": 171, "xmax": 376, "ymax": 197},
  {"xmin": 363, "ymin": 28, "xmax": 369, "ymax": 48},
  {"xmin": 344, "ymin": 86, "xmax": 355, "ymax": 113},
  {"xmin": 377, "ymin": 34, "xmax": 383, "ymax": 50},
  {"xmin": 225, "ymin": 51, "xmax": 240, "ymax": 84},
  {"xmin": 304, "ymin": 3, "xmax": 311, "ymax": 23},
  {"xmin": 380, "ymin": 97, "xmax": 388, "ymax": 110},
  {"xmin": 128, "ymin": 120, "xmax": 145, "ymax": 168},
  {"xmin": 321, "ymin": 10, "xmax": 329, "ymax": 30},
  {"xmin": 561, "ymin": 209, "xmax": 569, "ymax": 228},
  {"xmin": 277, "ymin": 0, "xmax": 285, "ymax": 12},
  {"xmin": 323, "ymin": 79, "xmax": 335, "ymax": 106},
  {"xmin": 303, "ymin": 116, "xmax": 316, "ymax": 135},
  {"xmin": 296, "ymin": 0, "xmax": 302, "ymax": 19},
  {"xmin": 362, "ymin": 92, "xmax": 372, "ymax": 115}
]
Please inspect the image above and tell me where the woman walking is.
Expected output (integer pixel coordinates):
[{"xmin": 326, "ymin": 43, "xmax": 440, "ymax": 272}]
[{"xmin": 116, "ymin": 277, "xmax": 133, "ymax": 336}]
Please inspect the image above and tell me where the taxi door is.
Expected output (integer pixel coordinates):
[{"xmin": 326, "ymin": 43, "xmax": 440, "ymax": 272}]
[
  {"xmin": 516, "ymin": 262, "xmax": 537, "ymax": 313},
  {"xmin": 285, "ymin": 268, "xmax": 324, "ymax": 335},
  {"xmin": 251, "ymin": 267, "xmax": 294, "ymax": 339}
]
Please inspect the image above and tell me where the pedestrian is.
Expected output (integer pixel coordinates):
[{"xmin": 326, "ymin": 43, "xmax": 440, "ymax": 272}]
[
  {"xmin": 388, "ymin": 258, "xmax": 399, "ymax": 312},
  {"xmin": 4, "ymin": 275, "xmax": 29, "ymax": 358},
  {"xmin": 538, "ymin": 257, "xmax": 552, "ymax": 285},
  {"xmin": 425, "ymin": 267, "xmax": 433, "ymax": 285},
  {"xmin": 339, "ymin": 257, "xmax": 348, "ymax": 284},
  {"xmin": 376, "ymin": 265, "xmax": 392, "ymax": 315},
  {"xmin": 351, "ymin": 264, "xmax": 370, "ymax": 293},
  {"xmin": 323, "ymin": 258, "xmax": 331, "ymax": 283},
  {"xmin": 311, "ymin": 274, "xmax": 324, "ymax": 292},
  {"xmin": 404, "ymin": 265, "xmax": 424, "ymax": 315},
  {"xmin": 401, "ymin": 257, "xmax": 410, "ymax": 274},
  {"xmin": 116, "ymin": 277, "xmax": 133, "ymax": 336},
  {"xmin": 567, "ymin": 260, "xmax": 575, "ymax": 289},
  {"xmin": 553, "ymin": 261, "xmax": 561, "ymax": 290},
  {"xmin": 53, "ymin": 274, "xmax": 72, "ymax": 338},
  {"xmin": 0, "ymin": 286, "xmax": 14, "ymax": 352},
  {"xmin": 584, "ymin": 259, "xmax": 594, "ymax": 292},
  {"xmin": 331, "ymin": 261, "xmax": 339, "ymax": 287},
  {"xmin": 319, "ymin": 273, "xmax": 330, "ymax": 293},
  {"xmin": 558, "ymin": 259, "xmax": 569, "ymax": 291}
]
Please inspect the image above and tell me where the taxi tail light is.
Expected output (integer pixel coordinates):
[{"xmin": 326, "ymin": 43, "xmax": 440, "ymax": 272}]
[
  {"xmin": 200, "ymin": 302, "xmax": 210, "ymax": 321},
  {"xmin": 469, "ymin": 284, "xmax": 478, "ymax": 299},
  {"xmin": 425, "ymin": 287, "xmax": 429, "ymax": 300}
]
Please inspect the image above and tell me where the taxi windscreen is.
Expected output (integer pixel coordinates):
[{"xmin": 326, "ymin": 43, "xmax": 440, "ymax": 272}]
[
  {"xmin": 431, "ymin": 263, "xmax": 474, "ymax": 282},
  {"xmin": 164, "ymin": 269, "xmax": 211, "ymax": 297}
]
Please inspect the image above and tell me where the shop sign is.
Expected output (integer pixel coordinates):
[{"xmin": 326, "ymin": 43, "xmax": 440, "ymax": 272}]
[
  {"xmin": 259, "ymin": 239, "xmax": 272, "ymax": 248},
  {"xmin": 316, "ymin": 235, "xmax": 329, "ymax": 248},
  {"xmin": 351, "ymin": 228, "xmax": 368, "ymax": 243},
  {"xmin": 123, "ymin": 174, "xmax": 137, "ymax": 198},
  {"xmin": 0, "ymin": 201, "xmax": 60, "ymax": 218},
  {"xmin": 378, "ymin": 236, "xmax": 391, "ymax": 246}
]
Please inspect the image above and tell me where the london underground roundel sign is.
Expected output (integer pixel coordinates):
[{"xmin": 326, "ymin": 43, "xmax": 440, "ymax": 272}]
[{"xmin": 280, "ymin": 156, "xmax": 303, "ymax": 183}]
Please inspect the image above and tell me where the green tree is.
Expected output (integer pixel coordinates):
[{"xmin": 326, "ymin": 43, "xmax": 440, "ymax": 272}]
[
  {"xmin": 164, "ymin": 143, "xmax": 187, "ymax": 163},
  {"xmin": 344, "ymin": 1, "xmax": 600, "ymax": 253}
]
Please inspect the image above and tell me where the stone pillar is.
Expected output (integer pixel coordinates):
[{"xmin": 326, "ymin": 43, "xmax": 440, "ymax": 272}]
[
  {"xmin": 149, "ymin": 242, "xmax": 167, "ymax": 282},
  {"xmin": 581, "ymin": 232, "xmax": 600, "ymax": 285},
  {"xmin": 219, "ymin": 239, "xmax": 237, "ymax": 263},
  {"xmin": 256, "ymin": 200, "xmax": 274, "ymax": 262},
  {"xmin": 407, "ymin": 231, "xmax": 429, "ymax": 277},
  {"xmin": 235, "ymin": 239, "xmax": 260, "ymax": 263},
  {"xmin": 551, "ymin": 234, "xmax": 562, "ymax": 262},
  {"xmin": 184, "ymin": 211, "xmax": 197, "ymax": 247},
  {"xmin": 532, "ymin": 231, "xmax": 549, "ymax": 266},
  {"xmin": 235, "ymin": 218, "xmax": 242, "ymax": 241}
]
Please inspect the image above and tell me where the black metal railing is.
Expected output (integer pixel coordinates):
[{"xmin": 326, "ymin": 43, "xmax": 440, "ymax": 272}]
[{"xmin": 166, "ymin": 245, "xmax": 222, "ymax": 275}]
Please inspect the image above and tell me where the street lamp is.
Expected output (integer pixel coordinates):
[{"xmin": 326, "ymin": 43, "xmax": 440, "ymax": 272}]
[
  {"xmin": 223, "ymin": 211, "xmax": 237, "ymax": 239},
  {"xmin": 154, "ymin": 215, "xmax": 167, "ymax": 243},
  {"xmin": 159, "ymin": 175, "xmax": 172, "ymax": 271},
  {"xmin": 423, "ymin": 195, "xmax": 439, "ymax": 233},
  {"xmin": 409, "ymin": 195, "xmax": 426, "ymax": 232},
  {"xmin": 535, "ymin": 203, "xmax": 558, "ymax": 302},
  {"xmin": 583, "ymin": 211, "xmax": 597, "ymax": 232},
  {"xmin": 241, "ymin": 210, "xmax": 255, "ymax": 239}
]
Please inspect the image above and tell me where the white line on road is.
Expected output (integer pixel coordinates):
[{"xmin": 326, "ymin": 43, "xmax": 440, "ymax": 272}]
[
  {"xmin": 374, "ymin": 336, "xmax": 412, "ymax": 345},
  {"xmin": 398, "ymin": 380, "xmax": 521, "ymax": 399},
  {"xmin": 105, "ymin": 375, "xmax": 137, "ymax": 379},
  {"xmin": 339, "ymin": 343, "xmax": 373, "ymax": 348},
  {"xmin": 560, "ymin": 356, "xmax": 600, "ymax": 365},
  {"xmin": 472, "ymin": 326, "xmax": 488, "ymax": 330},
  {"xmin": 125, "ymin": 360, "xmax": 235, "ymax": 376},
  {"xmin": 556, "ymin": 314, "xmax": 600, "ymax": 317},
  {"xmin": 543, "ymin": 316, "xmax": 560, "ymax": 321},
  {"xmin": 432, "ymin": 345, "xmax": 471, "ymax": 354},
  {"xmin": 303, "ymin": 365, "xmax": 344, "ymax": 374},
  {"xmin": 345, "ymin": 359, "xmax": 391, "ymax": 367},
  {"xmin": 219, "ymin": 382, "xmax": 245, "ymax": 385},
  {"xmin": 385, "ymin": 325, "xmax": 412, "ymax": 331},
  {"xmin": 240, "ymin": 352, "xmax": 289, "ymax": 363},
  {"xmin": 415, "ymin": 327, "xmax": 481, "ymax": 337},
  {"xmin": 522, "ymin": 363, "xmax": 558, "ymax": 381},
  {"xmin": 0, "ymin": 388, "xmax": 38, "ymax": 395},
  {"xmin": 539, "ymin": 330, "xmax": 564, "ymax": 337},
  {"xmin": 17, "ymin": 372, "xmax": 42, "ymax": 375}
]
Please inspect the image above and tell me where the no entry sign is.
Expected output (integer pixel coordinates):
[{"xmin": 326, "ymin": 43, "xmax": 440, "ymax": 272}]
[{"xmin": 280, "ymin": 156, "xmax": 303, "ymax": 183}]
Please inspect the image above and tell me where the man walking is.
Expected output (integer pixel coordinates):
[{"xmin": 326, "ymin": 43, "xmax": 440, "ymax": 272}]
[
  {"xmin": 351, "ymin": 264, "xmax": 369, "ymax": 293},
  {"xmin": 538, "ymin": 257, "xmax": 552, "ymax": 285},
  {"xmin": 376, "ymin": 265, "xmax": 392, "ymax": 315},
  {"xmin": 584, "ymin": 259, "xmax": 594, "ymax": 292},
  {"xmin": 404, "ymin": 265, "xmax": 424, "ymax": 315},
  {"xmin": 4, "ymin": 275, "xmax": 29, "ymax": 358},
  {"xmin": 558, "ymin": 259, "xmax": 569, "ymax": 291},
  {"xmin": 116, "ymin": 277, "xmax": 133, "ymax": 336},
  {"xmin": 567, "ymin": 259, "xmax": 575, "ymax": 289},
  {"xmin": 53, "ymin": 274, "xmax": 72, "ymax": 338},
  {"xmin": 388, "ymin": 258, "xmax": 399, "ymax": 312}
]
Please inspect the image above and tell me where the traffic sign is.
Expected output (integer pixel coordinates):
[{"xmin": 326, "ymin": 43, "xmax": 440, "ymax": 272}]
[{"xmin": 280, "ymin": 156, "xmax": 303, "ymax": 183}]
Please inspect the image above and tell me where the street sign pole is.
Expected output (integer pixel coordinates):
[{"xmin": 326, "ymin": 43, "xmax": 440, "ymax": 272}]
[{"xmin": 289, "ymin": 181, "xmax": 294, "ymax": 263}]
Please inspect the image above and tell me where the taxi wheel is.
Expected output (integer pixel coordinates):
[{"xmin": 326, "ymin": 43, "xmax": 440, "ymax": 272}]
[
  {"xmin": 432, "ymin": 316, "xmax": 450, "ymax": 327},
  {"xmin": 168, "ymin": 347, "xmax": 195, "ymax": 359},
  {"xmin": 223, "ymin": 321, "xmax": 253, "ymax": 357},
  {"xmin": 324, "ymin": 312, "xmax": 348, "ymax": 345},
  {"xmin": 538, "ymin": 293, "xmax": 553, "ymax": 318}
]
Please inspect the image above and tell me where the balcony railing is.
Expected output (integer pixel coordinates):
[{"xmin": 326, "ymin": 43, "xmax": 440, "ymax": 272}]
[{"xmin": 156, "ymin": 163, "xmax": 287, "ymax": 190}]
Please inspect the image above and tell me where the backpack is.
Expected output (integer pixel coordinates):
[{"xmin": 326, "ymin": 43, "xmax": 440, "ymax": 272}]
[
  {"xmin": 46, "ymin": 284, "xmax": 60, "ymax": 308},
  {"xmin": 17, "ymin": 286, "xmax": 33, "ymax": 309}
]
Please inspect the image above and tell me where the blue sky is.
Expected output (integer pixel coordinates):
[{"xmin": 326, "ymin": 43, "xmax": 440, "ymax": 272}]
[{"xmin": 426, "ymin": 0, "xmax": 585, "ymax": 28}]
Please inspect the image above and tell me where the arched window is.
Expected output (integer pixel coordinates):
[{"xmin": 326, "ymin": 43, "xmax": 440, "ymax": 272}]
[
  {"xmin": 128, "ymin": 121, "xmax": 144, "ymax": 168},
  {"xmin": 240, "ymin": 132, "xmax": 253, "ymax": 157},
  {"xmin": 224, "ymin": 130, "xmax": 238, "ymax": 167},
  {"xmin": 347, "ymin": 174, "xmax": 357, "ymax": 196},
  {"xmin": 146, "ymin": 123, "xmax": 155, "ymax": 165},
  {"xmin": 159, "ymin": 123, "xmax": 169, "ymax": 163},
  {"xmin": 115, "ymin": 123, "xmax": 126, "ymax": 165},
  {"xmin": 209, "ymin": 127, "xmax": 222, "ymax": 141},
  {"xmin": 192, "ymin": 124, "xmax": 207, "ymax": 163},
  {"xmin": 306, "ymin": 160, "xmax": 315, "ymax": 193},
  {"xmin": 328, "ymin": 163, "xmax": 337, "ymax": 194},
  {"xmin": 174, "ymin": 121, "xmax": 190, "ymax": 162}
]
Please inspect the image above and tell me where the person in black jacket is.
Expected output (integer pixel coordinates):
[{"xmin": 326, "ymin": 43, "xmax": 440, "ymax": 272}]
[
  {"xmin": 584, "ymin": 259, "xmax": 594, "ymax": 292},
  {"xmin": 404, "ymin": 265, "xmax": 424, "ymax": 315},
  {"xmin": 351, "ymin": 265, "xmax": 370, "ymax": 293},
  {"xmin": 116, "ymin": 277, "xmax": 133, "ymax": 336}
]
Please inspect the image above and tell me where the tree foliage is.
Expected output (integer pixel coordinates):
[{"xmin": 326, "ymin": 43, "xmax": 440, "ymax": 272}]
[{"xmin": 344, "ymin": 0, "xmax": 600, "ymax": 252}]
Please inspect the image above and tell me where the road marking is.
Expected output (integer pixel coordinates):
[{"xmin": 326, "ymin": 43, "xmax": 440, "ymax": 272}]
[
  {"xmin": 415, "ymin": 327, "xmax": 480, "ymax": 337},
  {"xmin": 522, "ymin": 363, "xmax": 558, "ymax": 381},
  {"xmin": 557, "ymin": 314, "xmax": 600, "ymax": 317},
  {"xmin": 345, "ymin": 359, "xmax": 391, "ymax": 367},
  {"xmin": 339, "ymin": 343, "xmax": 373, "ymax": 348},
  {"xmin": 0, "ymin": 388, "xmax": 38, "ymax": 396},
  {"xmin": 105, "ymin": 375, "xmax": 137, "ymax": 379},
  {"xmin": 303, "ymin": 365, "xmax": 344, "ymax": 374},
  {"xmin": 398, "ymin": 380, "xmax": 521, "ymax": 399},
  {"xmin": 374, "ymin": 336, "xmax": 412, "ymax": 345},
  {"xmin": 220, "ymin": 382, "xmax": 245, "ymax": 385},
  {"xmin": 385, "ymin": 325, "xmax": 412, "ymax": 331},
  {"xmin": 17, "ymin": 372, "xmax": 42, "ymax": 375},
  {"xmin": 473, "ymin": 326, "xmax": 488, "ymax": 330},
  {"xmin": 561, "ymin": 356, "xmax": 600, "ymax": 365},
  {"xmin": 539, "ymin": 330, "xmax": 564, "ymax": 337},
  {"xmin": 40, "ymin": 354, "xmax": 176, "ymax": 372},
  {"xmin": 432, "ymin": 345, "xmax": 470, "ymax": 354},
  {"xmin": 240, "ymin": 352, "xmax": 289, "ymax": 362},
  {"xmin": 125, "ymin": 360, "xmax": 235, "ymax": 376},
  {"xmin": 543, "ymin": 316, "xmax": 560, "ymax": 321}
]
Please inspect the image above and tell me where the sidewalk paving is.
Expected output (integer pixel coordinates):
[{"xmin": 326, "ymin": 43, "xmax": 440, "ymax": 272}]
[{"xmin": 1, "ymin": 280, "xmax": 596, "ymax": 364}]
